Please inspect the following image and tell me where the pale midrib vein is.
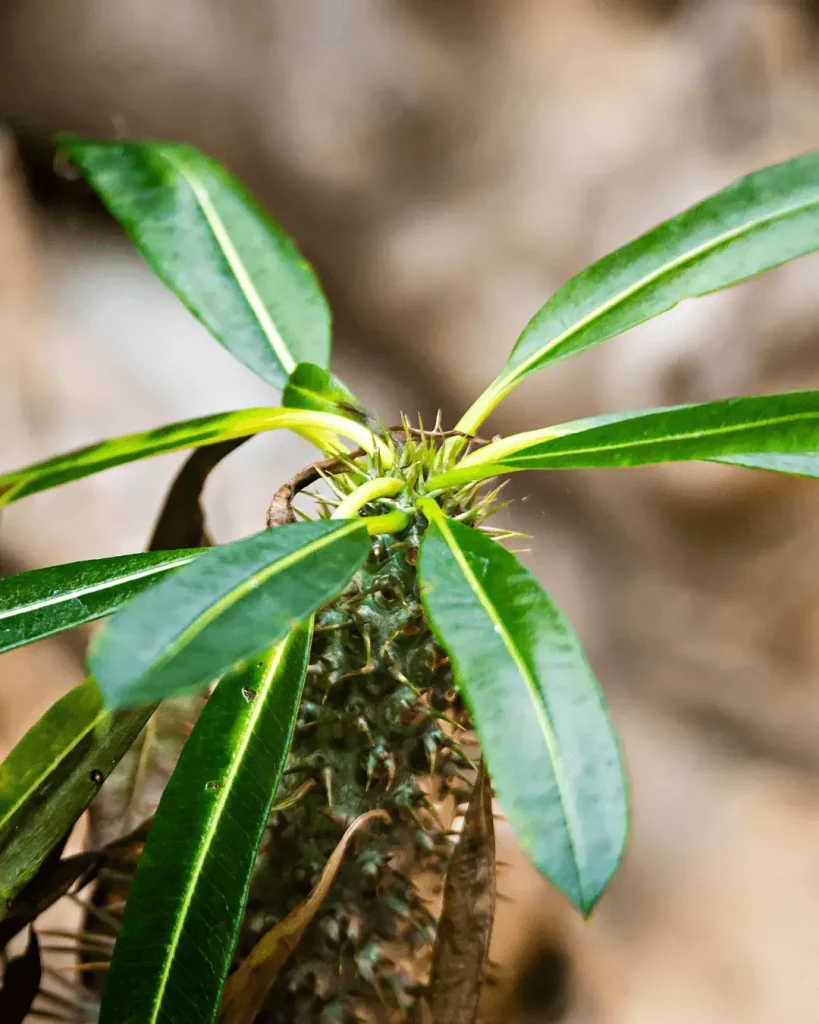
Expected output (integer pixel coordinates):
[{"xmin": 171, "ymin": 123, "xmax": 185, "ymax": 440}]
[
  {"xmin": 147, "ymin": 641, "xmax": 288, "ymax": 1021},
  {"xmin": 143, "ymin": 522, "xmax": 360, "ymax": 679},
  {"xmin": 3, "ymin": 411, "xmax": 375, "ymax": 490},
  {"xmin": 434, "ymin": 515, "xmax": 583, "ymax": 895},
  {"xmin": 503, "ymin": 193, "xmax": 819, "ymax": 389},
  {"xmin": 160, "ymin": 149, "xmax": 295, "ymax": 376},
  {"xmin": 503, "ymin": 409, "xmax": 819, "ymax": 464},
  {"xmin": 0, "ymin": 556, "xmax": 197, "ymax": 622},
  {"xmin": 0, "ymin": 708, "xmax": 106, "ymax": 834}
]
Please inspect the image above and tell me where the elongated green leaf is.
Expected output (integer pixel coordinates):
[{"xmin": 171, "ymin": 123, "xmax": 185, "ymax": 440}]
[
  {"xmin": 417, "ymin": 503, "xmax": 627, "ymax": 914},
  {"xmin": 0, "ymin": 550, "xmax": 200, "ymax": 655},
  {"xmin": 0, "ymin": 406, "xmax": 386, "ymax": 508},
  {"xmin": 283, "ymin": 362, "xmax": 369, "ymax": 426},
  {"xmin": 0, "ymin": 678, "xmax": 155, "ymax": 912},
  {"xmin": 90, "ymin": 519, "xmax": 369, "ymax": 707},
  {"xmin": 432, "ymin": 391, "xmax": 819, "ymax": 488},
  {"xmin": 61, "ymin": 137, "xmax": 331, "ymax": 388},
  {"xmin": 459, "ymin": 151, "xmax": 819, "ymax": 432},
  {"xmin": 98, "ymin": 625, "xmax": 311, "ymax": 1024}
]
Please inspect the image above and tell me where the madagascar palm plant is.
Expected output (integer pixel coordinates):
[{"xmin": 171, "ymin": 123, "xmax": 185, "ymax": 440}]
[{"xmin": 2, "ymin": 138, "xmax": 819, "ymax": 1023}]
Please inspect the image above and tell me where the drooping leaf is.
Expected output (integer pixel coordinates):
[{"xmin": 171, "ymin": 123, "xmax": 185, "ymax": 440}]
[
  {"xmin": 283, "ymin": 362, "xmax": 370, "ymax": 426},
  {"xmin": 220, "ymin": 809, "xmax": 390, "ymax": 1024},
  {"xmin": 0, "ymin": 678, "xmax": 155, "ymax": 911},
  {"xmin": 98, "ymin": 626, "xmax": 312, "ymax": 1024},
  {"xmin": 423, "ymin": 760, "xmax": 495, "ymax": 1024},
  {"xmin": 90, "ymin": 519, "xmax": 370, "ymax": 707},
  {"xmin": 60, "ymin": 137, "xmax": 331, "ymax": 389},
  {"xmin": 417, "ymin": 502, "xmax": 627, "ymax": 914},
  {"xmin": 431, "ymin": 390, "xmax": 819, "ymax": 488},
  {"xmin": 458, "ymin": 150, "xmax": 819, "ymax": 432},
  {"xmin": 148, "ymin": 437, "xmax": 249, "ymax": 550},
  {"xmin": 0, "ymin": 407, "xmax": 387, "ymax": 508},
  {"xmin": 0, "ymin": 550, "xmax": 200, "ymax": 655},
  {"xmin": 0, "ymin": 929, "xmax": 41, "ymax": 1023}
]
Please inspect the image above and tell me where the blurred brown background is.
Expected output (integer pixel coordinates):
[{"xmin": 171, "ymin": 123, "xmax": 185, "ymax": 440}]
[{"xmin": 3, "ymin": 0, "xmax": 819, "ymax": 1020}]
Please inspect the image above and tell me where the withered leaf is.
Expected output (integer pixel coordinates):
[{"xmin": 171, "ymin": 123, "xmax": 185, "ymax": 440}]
[
  {"xmin": 149, "ymin": 436, "xmax": 248, "ymax": 551},
  {"xmin": 424, "ymin": 760, "xmax": 495, "ymax": 1024},
  {"xmin": 0, "ymin": 929, "xmax": 41, "ymax": 1024},
  {"xmin": 220, "ymin": 809, "xmax": 389, "ymax": 1024}
]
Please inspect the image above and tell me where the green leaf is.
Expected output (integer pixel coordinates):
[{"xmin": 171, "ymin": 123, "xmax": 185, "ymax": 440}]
[
  {"xmin": 60, "ymin": 137, "xmax": 331, "ymax": 388},
  {"xmin": 98, "ymin": 625, "xmax": 311, "ymax": 1024},
  {"xmin": 431, "ymin": 391, "xmax": 819, "ymax": 488},
  {"xmin": 417, "ymin": 503, "xmax": 627, "ymax": 914},
  {"xmin": 0, "ymin": 678, "xmax": 155, "ymax": 912},
  {"xmin": 283, "ymin": 362, "xmax": 369, "ymax": 426},
  {"xmin": 0, "ymin": 550, "xmax": 200, "ymax": 655},
  {"xmin": 90, "ymin": 519, "xmax": 369, "ymax": 707},
  {"xmin": 459, "ymin": 150, "xmax": 819, "ymax": 432},
  {"xmin": 0, "ymin": 406, "xmax": 387, "ymax": 508}
]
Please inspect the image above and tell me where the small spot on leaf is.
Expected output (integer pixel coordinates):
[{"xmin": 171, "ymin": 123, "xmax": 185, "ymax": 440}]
[
  {"xmin": 89, "ymin": 769, "xmax": 105, "ymax": 786},
  {"xmin": 241, "ymin": 687, "xmax": 258, "ymax": 703},
  {"xmin": 205, "ymin": 781, "xmax": 222, "ymax": 791}
]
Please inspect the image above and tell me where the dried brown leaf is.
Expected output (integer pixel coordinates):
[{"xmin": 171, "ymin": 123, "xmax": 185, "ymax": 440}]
[
  {"xmin": 424, "ymin": 760, "xmax": 495, "ymax": 1024},
  {"xmin": 220, "ymin": 809, "xmax": 390, "ymax": 1024},
  {"xmin": 0, "ymin": 929, "xmax": 41, "ymax": 1023},
  {"xmin": 149, "ymin": 436, "xmax": 248, "ymax": 551}
]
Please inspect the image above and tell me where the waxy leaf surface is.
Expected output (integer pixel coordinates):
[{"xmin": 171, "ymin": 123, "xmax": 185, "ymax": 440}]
[
  {"xmin": 460, "ymin": 150, "xmax": 819, "ymax": 430},
  {"xmin": 0, "ymin": 550, "xmax": 199, "ymax": 654},
  {"xmin": 0, "ymin": 679, "xmax": 154, "ymax": 910},
  {"xmin": 0, "ymin": 407, "xmax": 382, "ymax": 507},
  {"xmin": 436, "ymin": 391, "xmax": 819, "ymax": 487},
  {"xmin": 283, "ymin": 362, "xmax": 369, "ymax": 425},
  {"xmin": 418, "ymin": 506, "xmax": 627, "ymax": 914},
  {"xmin": 61, "ymin": 137, "xmax": 331, "ymax": 388},
  {"xmin": 98, "ymin": 626, "xmax": 311, "ymax": 1024},
  {"xmin": 90, "ymin": 520, "xmax": 368, "ymax": 707}
]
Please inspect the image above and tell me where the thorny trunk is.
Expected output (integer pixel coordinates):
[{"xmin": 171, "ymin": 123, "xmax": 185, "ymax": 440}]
[
  {"xmin": 72, "ymin": 430, "xmax": 501, "ymax": 1023},
  {"xmin": 240, "ymin": 520, "xmax": 477, "ymax": 1022}
]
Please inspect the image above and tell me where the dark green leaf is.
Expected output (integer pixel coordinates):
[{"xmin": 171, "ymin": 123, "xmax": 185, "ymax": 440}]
[
  {"xmin": 459, "ymin": 150, "xmax": 819, "ymax": 432},
  {"xmin": 98, "ymin": 626, "xmax": 312, "ymax": 1024},
  {"xmin": 90, "ymin": 519, "xmax": 369, "ymax": 707},
  {"xmin": 0, "ymin": 407, "xmax": 385, "ymax": 508},
  {"xmin": 418, "ymin": 503, "xmax": 627, "ymax": 914},
  {"xmin": 283, "ymin": 362, "xmax": 370, "ymax": 426},
  {"xmin": 0, "ymin": 550, "xmax": 200, "ymax": 655},
  {"xmin": 433, "ymin": 391, "xmax": 819, "ymax": 487},
  {"xmin": 0, "ymin": 678, "xmax": 155, "ymax": 912},
  {"xmin": 60, "ymin": 137, "xmax": 331, "ymax": 388}
]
